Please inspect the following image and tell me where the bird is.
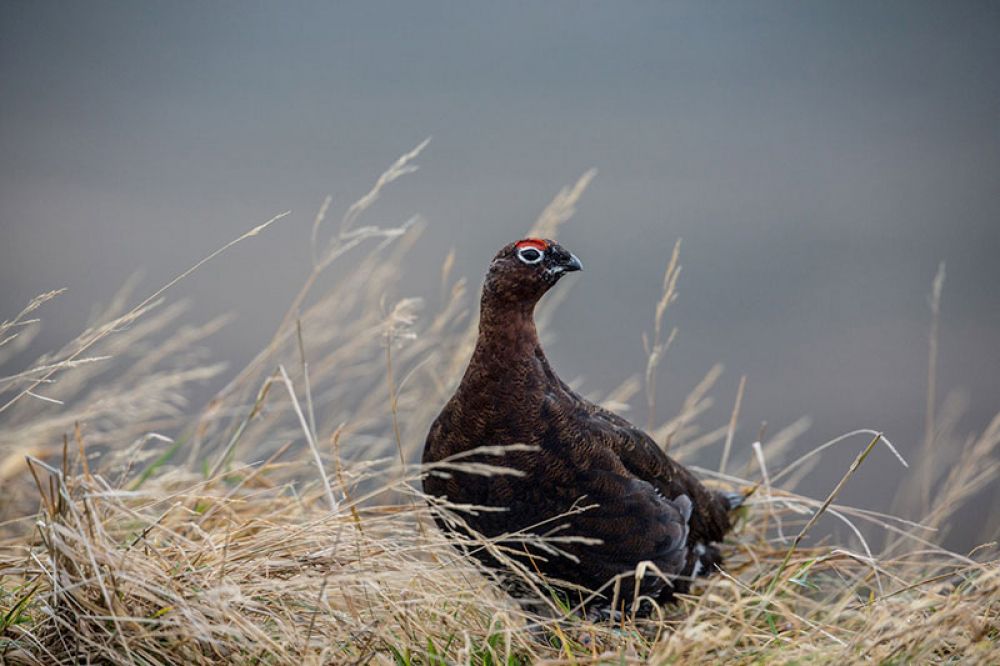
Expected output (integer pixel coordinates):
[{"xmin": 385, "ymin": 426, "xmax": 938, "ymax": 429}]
[{"xmin": 422, "ymin": 238, "xmax": 743, "ymax": 614}]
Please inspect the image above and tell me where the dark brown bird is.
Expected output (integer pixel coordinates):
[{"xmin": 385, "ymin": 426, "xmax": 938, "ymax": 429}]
[{"xmin": 422, "ymin": 238, "xmax": 741, "ymax": 613}]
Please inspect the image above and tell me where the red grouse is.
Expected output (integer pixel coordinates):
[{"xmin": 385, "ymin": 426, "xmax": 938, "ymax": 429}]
[{"xmin": 422, "ymin": 238, "xmax": 741, "ymax": 612}]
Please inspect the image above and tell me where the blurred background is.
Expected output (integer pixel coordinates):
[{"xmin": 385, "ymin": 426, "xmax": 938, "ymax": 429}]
[{"xmin": 2, "ymin": 2, "xmax": 998, "ymax": 548}]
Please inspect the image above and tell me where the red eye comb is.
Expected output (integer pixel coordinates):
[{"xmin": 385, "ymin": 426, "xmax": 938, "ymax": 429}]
[{"xmin": 515, "ymin": 238, "xmax": 549, "ymax": 251}]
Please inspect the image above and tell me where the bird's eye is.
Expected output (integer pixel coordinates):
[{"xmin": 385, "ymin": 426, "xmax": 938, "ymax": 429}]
[{"xmin": 517, "ymin": 247, "xmax": 544, "ymax": 264}]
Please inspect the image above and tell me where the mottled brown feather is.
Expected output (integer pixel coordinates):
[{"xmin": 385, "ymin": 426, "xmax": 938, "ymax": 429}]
[{"xmin": 422, "ymin": 240, "xmax": 737, "ymax": 609}]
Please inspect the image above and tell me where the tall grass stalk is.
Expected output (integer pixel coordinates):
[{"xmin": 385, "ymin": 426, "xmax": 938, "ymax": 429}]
[{"xmin": 1, "ymin": 152, "xmax": 997, "ymax": 664}]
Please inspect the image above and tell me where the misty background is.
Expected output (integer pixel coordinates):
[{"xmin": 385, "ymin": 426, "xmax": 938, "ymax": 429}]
[{"xmin": 2, "ymin": 2, "xmax": 998, "ymax": 548}]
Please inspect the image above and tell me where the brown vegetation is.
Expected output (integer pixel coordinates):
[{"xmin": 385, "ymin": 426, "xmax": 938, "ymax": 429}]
[{"xmin": 1, "ymin": 145, "xmax": 997, "ymax": 664}]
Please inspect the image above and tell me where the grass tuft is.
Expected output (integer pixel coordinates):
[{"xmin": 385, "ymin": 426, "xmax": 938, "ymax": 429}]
[{"xmin": 1, "ymin": 152, "xmax": 997, "ymax": 664}]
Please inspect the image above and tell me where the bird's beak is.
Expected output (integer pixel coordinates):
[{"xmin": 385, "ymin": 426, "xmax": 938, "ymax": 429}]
[{"xmin": 563, "ymin": 253, "xmax": 583, "ymax": 272}]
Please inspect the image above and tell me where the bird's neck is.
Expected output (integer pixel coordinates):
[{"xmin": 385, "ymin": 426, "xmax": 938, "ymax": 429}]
[{"xmin": 468, "ymin": 297, "xmax": 546, "ymax": 379}]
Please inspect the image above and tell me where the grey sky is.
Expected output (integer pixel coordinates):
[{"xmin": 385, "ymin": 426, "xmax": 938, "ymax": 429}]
[{"xmin": 2, "ymin": 1, "xmax": 998, "ymax": 547}]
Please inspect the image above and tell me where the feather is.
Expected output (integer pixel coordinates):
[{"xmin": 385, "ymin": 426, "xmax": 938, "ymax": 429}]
[{"xmin": 423, "ymin": 240, "xmax": 739, "ymax": 611}]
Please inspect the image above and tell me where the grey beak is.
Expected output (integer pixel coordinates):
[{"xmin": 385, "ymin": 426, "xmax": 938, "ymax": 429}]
[{"xmin": 563, "ymin": 253, "xmax": 583, "ymax": 272}]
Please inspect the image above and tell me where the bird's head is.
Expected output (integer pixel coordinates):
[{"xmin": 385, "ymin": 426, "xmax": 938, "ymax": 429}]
[{"xmin": 482, "ymin": 238, "xmax": 583, "ymax": 307}]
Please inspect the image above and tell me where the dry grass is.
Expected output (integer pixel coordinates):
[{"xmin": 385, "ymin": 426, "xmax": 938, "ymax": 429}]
[{"xmin": 1, "ymin": 145, "xmax": 998, "ymax": 664}]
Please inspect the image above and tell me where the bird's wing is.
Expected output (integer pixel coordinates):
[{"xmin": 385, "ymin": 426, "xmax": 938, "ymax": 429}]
[
  {"xmin": 555, "ymin": 469, "xmax": 692, "ymax": 597},
  {"xmin": 555, "ymin": 382, "xmax": 733, "ymax": 544}
]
